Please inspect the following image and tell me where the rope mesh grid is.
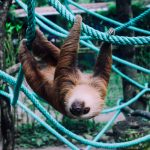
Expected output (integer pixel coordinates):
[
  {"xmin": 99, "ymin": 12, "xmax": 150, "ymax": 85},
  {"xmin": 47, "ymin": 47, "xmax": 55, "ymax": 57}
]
[
  {"xmin": 68, "ymin": 0, "xmax": 150, "ymax": 35},
  {"xmin": 0, "ymin": 70, "xmax": 150, "ymax": 149},
  {"xmin": 0, "ymin": 0, "xmax": 149, "ymax": 149},
  {"xmin": 48, "ymin": 0, "xmax": 150, "ymax": 45}
]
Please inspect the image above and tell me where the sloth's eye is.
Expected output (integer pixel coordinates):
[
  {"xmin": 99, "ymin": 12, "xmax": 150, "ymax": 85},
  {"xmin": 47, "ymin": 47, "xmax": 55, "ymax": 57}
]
[{"xmin": 65, "ymin": 80, "xmax": 74, "ymax": 85}]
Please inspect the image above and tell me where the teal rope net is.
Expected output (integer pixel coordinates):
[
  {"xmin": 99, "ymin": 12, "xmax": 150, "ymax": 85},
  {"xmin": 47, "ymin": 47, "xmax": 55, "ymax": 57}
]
[{"xmin": 0, "ymin": 0, "xmax": 150, "ymax": 149}]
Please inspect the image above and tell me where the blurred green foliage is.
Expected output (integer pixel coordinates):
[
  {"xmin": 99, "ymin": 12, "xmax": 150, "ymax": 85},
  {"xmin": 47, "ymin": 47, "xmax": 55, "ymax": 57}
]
[
  {"xmin": 4, "ymin": 22, "xmax": 23, "ymax": 68},
  {"xmin": 15, "ymin": 119, "xmax": 106, "ymax": 148}
]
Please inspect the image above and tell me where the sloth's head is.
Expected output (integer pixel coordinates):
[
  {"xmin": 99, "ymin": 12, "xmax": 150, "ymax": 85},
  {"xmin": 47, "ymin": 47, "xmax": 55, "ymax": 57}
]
[
  {"xmin": 54, "ymin": 15, "xmax": 113, "ymax": 119},
  {"xmin": 63, "ymin": 73, "xmax": 107, "ymax": 119}
]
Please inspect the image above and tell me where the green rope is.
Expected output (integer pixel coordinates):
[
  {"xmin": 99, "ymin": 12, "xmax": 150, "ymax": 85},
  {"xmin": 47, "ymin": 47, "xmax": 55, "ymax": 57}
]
[
  {"xmin": 68, "ymin": 0, "xmax": 150, "ymax": 35},
  {"xmin": 11, "ymin": 0, "xmax": 36, "ymax": 106},
  {"xmin": 0, "ymin": 69, "xmax": 150, "ymax": 149},
  {"xmin": 112, "ymin": 65, "xmax": 145, "ymax": 89},
  {"xmin": 48, "ymin": 0, "xmax": 150, "ymax": 45},
  {"xmin": 26, "ymin": 0, "xmax": 150, "ymax": 48},
  {"xmin": 0, "ymin": 89, "xmax": 79, "ymax": 150},
  {"xmin": 115, "ymin": 7, "xmax": 150, "ymax": 32},
  {"xmin": 86, "ymin": 99, "xmax": 122, "ymax": 150},
  {"xmin": 26, "ymin": 0, "xmax": 36, "ymax": 46},
  {"xmin": 16, "ymin": 0, "xmax": 150, "ymax": 75},
  {"xmin": 0, "ymin": 0, "xmax": 149, "ymax": 149}
]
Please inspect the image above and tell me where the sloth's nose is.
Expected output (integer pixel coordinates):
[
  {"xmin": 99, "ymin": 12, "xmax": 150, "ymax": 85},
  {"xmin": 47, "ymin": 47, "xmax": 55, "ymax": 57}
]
[{"xmin": 70, "ymin": 101, "xmax": 90, "ymax": 116}]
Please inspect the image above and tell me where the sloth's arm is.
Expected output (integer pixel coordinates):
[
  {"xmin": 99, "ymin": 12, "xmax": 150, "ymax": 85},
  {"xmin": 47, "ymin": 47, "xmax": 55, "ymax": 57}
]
[
  {"xmin": 31, "ymin": 29, "xmax": 60, "ymax": 66},
  {"xmin": 19, "ymin": 40, "xmax": 65, "ymax": 113},
  {"xmin": 93, "ymin": 42, "xmax": 112, "ymax": 84},
  {"xmin": 93, "ymin": 28, "xmax": 115, "ymax": 85},
  {"xmin": 19, "ymin": 40, "xmax": 52, "ymax": 97},
  {"xmin": 54, "ymin": 15, "xmax": 82, "ymax": 79}
]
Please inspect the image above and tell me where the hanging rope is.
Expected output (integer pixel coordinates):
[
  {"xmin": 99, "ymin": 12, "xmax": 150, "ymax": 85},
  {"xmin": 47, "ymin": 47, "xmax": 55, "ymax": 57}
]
[{"xmin": 11, "ymin": 0, "xmax": 36, "ymax": 105}]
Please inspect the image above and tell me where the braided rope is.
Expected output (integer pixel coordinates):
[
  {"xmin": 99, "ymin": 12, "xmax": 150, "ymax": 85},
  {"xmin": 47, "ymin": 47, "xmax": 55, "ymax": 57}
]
[
  {"xmin": 16, "ymin": 0, "xmax": 150, "ymax": 75},
  {"xmin": 115, "ymin": 7, "xmax": 150, "ymax": 32},
  {"xmin": 48, "ymin": 0, "xmax": 150, "ymax": 45},
  {"xmin": 0, "ymin": 70, "xmax": 150, "ymax": 149},
  {"xmin": 86, "ymin": 99, "xmax": 122, "ymax": 150},
  {"xmin": 26, "ymin": 0, "xmax": 36, "ymax": 46},
  {"xmin": 68, "ymin": 0, "xmax": 150, "ymax": 35},
  {"xmin": 0, "ymin": 89, "xmax": 79, "ymax": 150},
  {"xmin": 11, "ymin": 0, "xmax": 36, "ymax": 105}
]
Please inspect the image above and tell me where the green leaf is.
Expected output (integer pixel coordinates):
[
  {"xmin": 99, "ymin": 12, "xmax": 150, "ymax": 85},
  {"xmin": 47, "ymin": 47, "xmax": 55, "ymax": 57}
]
[{"xmin": 36, "ymin": 138, "xmax": 43, "ymax": 147}]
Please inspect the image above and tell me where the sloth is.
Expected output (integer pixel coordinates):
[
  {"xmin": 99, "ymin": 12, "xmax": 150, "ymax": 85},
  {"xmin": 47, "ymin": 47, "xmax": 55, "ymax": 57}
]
[{"xmin": 19, "ymin": 15, "xmax": 113, "ymax": 119}]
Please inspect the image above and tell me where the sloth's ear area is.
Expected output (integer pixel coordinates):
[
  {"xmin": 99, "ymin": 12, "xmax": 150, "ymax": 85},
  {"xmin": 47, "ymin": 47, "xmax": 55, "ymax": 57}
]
[
  {"xmin": 93, "ymin": 28, "xmax": 115, "ymax": 86},
  {"xmin": 54, "ymin": 15, "xmax": 82, "ymax": 79}
]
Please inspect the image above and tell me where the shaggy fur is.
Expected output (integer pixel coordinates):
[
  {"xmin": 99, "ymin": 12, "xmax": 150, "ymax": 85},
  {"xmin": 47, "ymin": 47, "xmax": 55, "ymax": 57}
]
[{"xmin": 19, "ymin": 15, "xmax": 113, "ymax": 119}]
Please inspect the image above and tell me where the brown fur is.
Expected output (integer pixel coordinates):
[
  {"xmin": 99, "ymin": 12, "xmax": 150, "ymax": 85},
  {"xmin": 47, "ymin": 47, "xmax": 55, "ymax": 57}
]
[{"xmin": 19, "ymin": 15, "xmax": 113, "ymax": 118}]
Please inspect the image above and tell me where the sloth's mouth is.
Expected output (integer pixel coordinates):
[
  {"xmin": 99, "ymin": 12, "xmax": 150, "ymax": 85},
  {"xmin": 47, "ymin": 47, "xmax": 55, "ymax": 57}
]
[
  {"xmin": 65, "ymin": 108, "xmax": 97, "ymax": 119},
  {"xmin": 70, "ymin": 106, "xmax": 90, "ymax": 116},
  {"xmin": 68, "ymin": 114, "xmax": 96, "ymax": 119}
]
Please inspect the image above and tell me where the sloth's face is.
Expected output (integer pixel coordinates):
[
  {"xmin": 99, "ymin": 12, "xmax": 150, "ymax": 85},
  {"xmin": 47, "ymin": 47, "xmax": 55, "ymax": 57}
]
[{"xmin": 63, "ymin": 74, "xmax": 106, "ymax": 119}]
